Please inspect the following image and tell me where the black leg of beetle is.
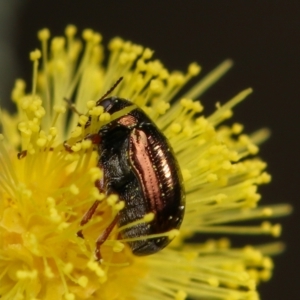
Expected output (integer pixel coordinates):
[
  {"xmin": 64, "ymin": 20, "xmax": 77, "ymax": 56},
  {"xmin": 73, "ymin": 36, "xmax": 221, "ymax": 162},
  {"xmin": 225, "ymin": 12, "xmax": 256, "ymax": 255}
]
[
  {"xmin": 17, "ymin": 150, "xmax": 27, "ymax": 159},
  {"xmin": 84, "ymin": 133, "xmax": 101, "ymax": 145},
  {"xmin": 77, "ymin": 177, "xmax": 105, "ymax": 238},
  {"xmin": 63, "ymin": 141, "xmax": 73, "ymax": 153},
  {"xmin": 95, "ymin": 214, "xmax": 119, "ymax": 261},
  {"xmin": 77, "ymin": 200, "xmax": 101, "ymax": 238}
]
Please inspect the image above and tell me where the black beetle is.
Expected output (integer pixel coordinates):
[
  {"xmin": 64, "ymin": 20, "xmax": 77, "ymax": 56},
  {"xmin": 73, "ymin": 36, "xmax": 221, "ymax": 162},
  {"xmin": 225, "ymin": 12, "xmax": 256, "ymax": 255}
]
[{"xmin": 76, "ymin": 95, "xmax": 185, "ymax": 261}]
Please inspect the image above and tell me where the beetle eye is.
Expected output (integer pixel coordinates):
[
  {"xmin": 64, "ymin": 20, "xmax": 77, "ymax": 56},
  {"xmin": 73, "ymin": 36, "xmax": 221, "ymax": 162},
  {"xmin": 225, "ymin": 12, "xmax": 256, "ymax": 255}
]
[{"xmin": 99, "ymin": 97, "xmax": 115, "ymax": 112}]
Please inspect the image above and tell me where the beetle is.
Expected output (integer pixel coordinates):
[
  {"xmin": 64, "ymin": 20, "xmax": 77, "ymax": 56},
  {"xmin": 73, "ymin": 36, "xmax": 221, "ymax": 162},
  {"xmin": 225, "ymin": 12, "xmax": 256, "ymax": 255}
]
[{"xmin": 73, "ymin": 82, "xmax": 185, "ymax": 261}]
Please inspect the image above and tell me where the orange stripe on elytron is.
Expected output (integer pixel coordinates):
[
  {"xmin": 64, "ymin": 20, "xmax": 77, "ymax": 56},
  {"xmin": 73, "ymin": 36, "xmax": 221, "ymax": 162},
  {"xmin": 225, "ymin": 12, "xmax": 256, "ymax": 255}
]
[{"xmin": 129, "ymin": 128, "xmax": 164, "ymax": 212}]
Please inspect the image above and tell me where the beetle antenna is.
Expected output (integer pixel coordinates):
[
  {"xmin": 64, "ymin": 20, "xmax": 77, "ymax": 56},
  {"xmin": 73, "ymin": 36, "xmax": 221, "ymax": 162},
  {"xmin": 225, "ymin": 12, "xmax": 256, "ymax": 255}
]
[
  {"xmin": 64, "ymin": 97, "xmax": 83, "ymax": 116},
  {"xmin": 97, "ymin": 77, "xmax": 123, "ymax": 104}
]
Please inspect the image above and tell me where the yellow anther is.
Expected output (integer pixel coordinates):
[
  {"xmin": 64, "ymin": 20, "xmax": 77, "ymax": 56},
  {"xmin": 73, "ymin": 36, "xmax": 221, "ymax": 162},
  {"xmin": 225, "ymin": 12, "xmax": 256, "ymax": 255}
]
[
  {"xmin": 99, "ymin": 112, "xmax": 111, "ymax": 122},
  {"xmin": 248, "ymin": 144, "xmax": 259, "ymax": 155},
  {"xmin": 180, "ymin": 98, "xmax": 193, "ymax": 108},
  {"xmin": 147, "ymin": 60, "xmax": 163, "ymax": 76},
  {"xmin": 222, "ymin": 160, "xmax": 232, "ymax": 170},
  {"xmin": 30, "ymin": 49, "xmax": 41, "ymax": 61},
  {"xmin": 82, "ymin": 28, "xmax": 94, "ymax": 41},
  {"xmin": 229, "ymin": 150, "xmax": 239, "ymax": 161},
  {"xmin": 155, "ymin": 101, "xmax": 170, "ymax": 115},
  {"xmin": 58, "ymin": 222, "xmax": 70, "ymax": 231},
  {"xmin": 46, "ymin": 197, "xmax": 55, "ymax": 207},
  {"xmin": 222, "ymin": 109, "xmax": 233, "ymax": 119},
  {"xmin": 168, "ymin": 229, "xmax": 179, "ymax": 239},
  {"xmin": 207, "ymin": 173, "xmax": 218, "ymax": 182},
  {"xmin": 69, "ymin": 184, "xmax": 79, "ymax": 195},
  {"xmin": 63, "ymin": 262, "xmax": 73, "ymax": 274},
  {"xmin": 65, "ymin": 24, "xmax": 77, "ymax": 37},
  {"xmin": 107, "ymin": 194, "xmax": 118, "ymax": 206},
  {"xmin": 262, "ymin": 257, "xmax": 273, "ymax": 269},
  {"xmin": 247, "ymin": 279, "xmax": 256, "ymax": 291},
  {"xmin": 196, "ymin": 116, "xmax": 208, "ymax": 127},
  {"xmin": 192, "ymin": 101, "xmax": 203, "ymax": 112},
  {"xmin": 92, "ymin": 32, "xmax": 102, "ymax": 44},
  {"xmin": 51, "ymin": 37, "xmax": 65, "ymax": 51},
  {"xmin": 95, "ymin": 267, "xmax": 105, "ymax": 277},
  {"xmin": 64, "ymin": 153, "xmax": 80, "ymax": 162},
  {"xmin": 70, "ymin": 126, "xmax": 82, "ymax": 138},
  {"xmin": 78, "ymin": 276, "xmax": 88, "ymax": 287},
  {"xmin": 257, "ymin": 172, "xmax": 271, "ymax": 184},
  {"xmin": 49, "ymin": 127, "xmax": 58, "ymax": 137},
  {"xmin": 260, "ymin": 269, "xmax": 272, "ymax": 282},
  {"xmin": 182, "ymin": 126, "xmax": 193, "ymax": 137},
  {"xmin": 81, "ymin": 139, "xmax": 92, "ymax": 149},
  {"xmin": 64, "ymin": 293, "xmax": 75, "ymax": 300},
  {"xmin": 170, "ymin": 123, "xmax": 182, "ymax": 133},
  {"xmin": 114, "ymin": 201, "xmax": 125, "ymax": 211},
  {"xmin": 90, "ymin": 187, "xmax": 105, "ymax": 201},
  {"xmin": 90, "ymin": 106, "xmax": 104, "ymax": 116},
  {"xmin": 122, "ymin": 41, "xmax": 132, "ymax": 51},
  {"xmin": 159, "ymin": 68, "xmax": 169, "ymax": 79},
  {"xmin": 132, "ymin": 44, "xmax": 143, "ymax": 55},
  {"xmin": 271, "ymin": 224, "xmax": 281, "ymax": 237},
  {"xmin": 119, "ymin": 53, "xmax": 130, "ymax": 65},
  {"xmin": 54, "ymin": 104, "xmax": 66, "ymax": 114},
  {"xmin": 53, "ymin": 59, "xmax": 66, "ymax": 72},
  {"xmin": 207, "ymin": 277, "xmax": 219, "ymax": 287},
  {"xmin": 36, "ymin": 138, "xmax": 47, "ymax": 147},
  {"xmin": 175, "ymin": 290, "xmax": 187, "ymax": 300},
  {"xmin": 35, "ymin": 107, "xmax": 46, "ymax": 118},
  {"xmin": 71, "ymin": 143, "xmax": 82, "ymax": 152},
  {"xmin": 137, "ymin": 59, "xmax": 147, "ymax": 71},
  {"xmin": 150, "ymin": 79, "xmax": 163, "ymax": 93},
  {"xmin": 113, "ymin": 241, "xmax": 125, "ymax": 253},
  {"xmin": 78, "ymin": 115, "xmax": 89, "ymax": 126},
  {"xmin": 246, "ymin": 291, "xmax": 259, "ymax": 300},
  {"xmin": 218, "ymin": 237, "xmax": 230, "ymax": 249},
  {"xmin": 142, "ymin": 48, "xmax": 153, "ymax": 59},
  {"xmin": 89, "ymin": 167, "xmax": 103, "ymax": 181},
  {"xmin": 87, "ymin": 260, "xmax": 98, "ymax": 271},
  {"xmin": 87, "ymin": 100, "xmax": 96, "ymax": 109},
  {"xmin": 232, "ymin": 123, "xmax": 243, "ymax": 134},
  {"xmin": 188, "ymin": 62, "xmax": 201, "ymax": 76},
  {"xmin": 109, "ymin": 37, "xmax": 123, "ymax": 50},
  {"xmin": 38, "ymin": 28, "xmax": 50, "ymax": 40},
  {"xmin": 44, "ymin": 265, "xmax": 54, "ymax": 278},
  {"xmin": 239, "ymin": 134, "xmax": 250, "ymax": 145},
  {"xmin": 169, "ymin": 72, "xmax": 184, "ymax": 85},
  {"xmin": 262, "ymin": 208, "xmax": 273, "ymax": 216}
]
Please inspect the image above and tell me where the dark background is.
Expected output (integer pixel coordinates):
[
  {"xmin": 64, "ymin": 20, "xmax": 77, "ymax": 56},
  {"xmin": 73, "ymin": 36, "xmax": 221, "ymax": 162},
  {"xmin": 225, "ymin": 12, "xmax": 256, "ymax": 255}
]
[{"xmin": 2, "ymin": 1, "xmax": 299, "ymax": 299}]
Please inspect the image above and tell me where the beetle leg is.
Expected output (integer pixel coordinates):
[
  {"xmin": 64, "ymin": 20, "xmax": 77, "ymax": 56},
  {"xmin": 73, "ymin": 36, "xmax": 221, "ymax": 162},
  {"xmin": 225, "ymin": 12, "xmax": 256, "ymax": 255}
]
[
  {"xmin": 77, "ymin": 200, "xmax": 101, "ymax": 238},
  {"xmin": 17, "ymin": 150, "xmax": 27, "ymax": 159},
  {"xmin": 84, "ymin": 133, "xmax": 101, "ymax": 145},
  {"xmin": 77, "ymin": 177, "xmax": 105, "ymax": 238},
  {"xmin": 94, "ymin": 214, "xmax": 119, "ymax": 261},
  {"xmin": 63, "ymin": 141, "xmax": 73, "ymax": 153}
]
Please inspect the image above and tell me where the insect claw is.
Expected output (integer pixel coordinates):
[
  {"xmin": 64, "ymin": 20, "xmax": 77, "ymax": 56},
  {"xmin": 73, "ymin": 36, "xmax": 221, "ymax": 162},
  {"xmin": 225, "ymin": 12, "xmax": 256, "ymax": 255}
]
[
  {"xmin": 17, "ymin": 150, "xmax": 27, "ymax": 159},
  {"xmin": 77, "ymin": 230, "xmax": 84, "ymax": 239}
]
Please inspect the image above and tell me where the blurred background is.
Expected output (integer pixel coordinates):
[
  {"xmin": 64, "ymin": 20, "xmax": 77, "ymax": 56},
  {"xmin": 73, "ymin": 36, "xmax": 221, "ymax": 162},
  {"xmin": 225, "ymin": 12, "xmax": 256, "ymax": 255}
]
[{"xmin": 0, "ymin": 1, "xmax": 298, "ymax": 299}]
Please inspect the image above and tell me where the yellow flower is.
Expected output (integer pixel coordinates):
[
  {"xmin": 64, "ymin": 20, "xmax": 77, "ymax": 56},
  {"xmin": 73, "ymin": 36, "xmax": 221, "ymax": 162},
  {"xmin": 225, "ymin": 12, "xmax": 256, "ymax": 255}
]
[{"xmin": 0, "ymin": 25, "xmax": 291, "ymax": 300}]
